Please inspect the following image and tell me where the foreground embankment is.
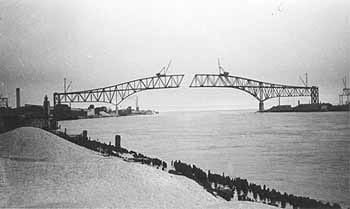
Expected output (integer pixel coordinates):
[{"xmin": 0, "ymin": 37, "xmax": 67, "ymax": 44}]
[
  {"xmin": 0, "ymin": 127, "xmax": 276, "ymax": 208},
  {"xmin": 49, "ymin": 128, "xmax": 342, "ymax": 209}
]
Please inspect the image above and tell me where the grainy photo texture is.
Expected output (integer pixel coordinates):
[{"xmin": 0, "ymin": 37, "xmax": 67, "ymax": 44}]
[{"xmin": 0, "ymin": 0, "xmax": 349, "ymax": 208}]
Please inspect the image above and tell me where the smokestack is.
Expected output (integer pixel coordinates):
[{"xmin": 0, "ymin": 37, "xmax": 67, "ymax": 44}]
[{"xmin": 16, "ymin": 88, "xmax": 20, "ymax": 108}]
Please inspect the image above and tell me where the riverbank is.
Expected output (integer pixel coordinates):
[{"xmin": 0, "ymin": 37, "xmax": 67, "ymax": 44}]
[
  {"xmin": 0, "ymin": 127, "xmax": 277, "ymax": 208},
  {"xmin": 264, "ymin": 103, "xmax": 350, "ymax": 112},
  {"xmin": 49, "ymin": 128, "xmax": 341, "ymax": 208}
]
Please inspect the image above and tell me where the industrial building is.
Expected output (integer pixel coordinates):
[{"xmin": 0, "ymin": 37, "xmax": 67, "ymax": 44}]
[{"xmin": 0, "ymin": 88, "xmax": 57, "ymax": 133}]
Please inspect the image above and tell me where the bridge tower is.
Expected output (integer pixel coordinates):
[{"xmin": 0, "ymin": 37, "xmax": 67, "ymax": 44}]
[{"xmin": 310, "ymin": 86, "xmax": 319, "ymax": 104}]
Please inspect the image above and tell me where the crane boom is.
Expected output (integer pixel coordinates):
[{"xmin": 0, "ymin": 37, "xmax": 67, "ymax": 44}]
[
  {"xmin": 299, "ymin": 73, "xmax": 308, "ymax": 87},
  {"xmin": 156, "ymin": 60, "xmax": 172, "ymax": 77},
  {"xmin": 299, "ymin": 76, "xmax": 307, "ymax": 87},
  {"xmin": 164, "ymin": 60, "xmax": 172, "ymax": 74}
]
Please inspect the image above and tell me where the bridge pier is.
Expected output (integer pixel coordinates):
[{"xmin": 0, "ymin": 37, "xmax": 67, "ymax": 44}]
[{"xmin": 259, "ymin": 101, "xmax": 264, "ymax": 112}]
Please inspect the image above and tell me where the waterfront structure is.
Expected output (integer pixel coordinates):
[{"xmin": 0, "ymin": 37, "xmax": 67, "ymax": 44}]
[
  {"xmin": 87, "ymin": 105, "xmax": 95, "ymax": 118},
  {"xmin": 0, "ymin": 97, "xmax": 8, "ymax": 108},
  {"xmin": 0, "ymin": 95, "xmax": 57, "ymax": 133},
  {"xmin": 95, "ymin": 106, "xmax": 107, "ymax": 115}
]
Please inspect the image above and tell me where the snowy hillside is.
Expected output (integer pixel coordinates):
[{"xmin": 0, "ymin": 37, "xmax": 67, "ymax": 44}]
[{"xmin": 0, "ymin": 127, "xmax": 274, "ymax": 208}]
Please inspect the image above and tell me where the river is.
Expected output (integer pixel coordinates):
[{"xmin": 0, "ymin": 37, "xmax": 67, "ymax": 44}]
[{"xmin": 59, "ymin": 110, "xmax": 350, "ymax": 208}]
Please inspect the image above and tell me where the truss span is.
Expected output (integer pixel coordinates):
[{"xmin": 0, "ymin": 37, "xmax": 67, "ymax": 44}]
[
  {"xmin": 54, "ymin": 74, "xmax": 184, "ymax": 107},
  {"xmin": 189, "ymin": 74, "xmax": 319, "ymax": 111}
]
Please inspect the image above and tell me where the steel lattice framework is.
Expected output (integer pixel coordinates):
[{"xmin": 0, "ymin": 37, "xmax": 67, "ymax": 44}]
[
  {"xmin": 190, "ymin": 74, "xmax": 319, "ymax": 111},
  {"xmin": 339, "ymin": 88, "xmax": 350, "ymax": 105},
  {"xmin": 53, "ymin": 74, "xmax": 184, "ymax": 107}
]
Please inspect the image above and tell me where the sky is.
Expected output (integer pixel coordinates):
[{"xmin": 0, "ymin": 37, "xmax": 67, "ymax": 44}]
[{"xmin": 0, "ymin": 0, "xmax": 349, "ymax": 111}]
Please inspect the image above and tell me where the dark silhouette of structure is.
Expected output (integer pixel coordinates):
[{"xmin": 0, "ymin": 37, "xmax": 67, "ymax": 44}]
[
  {"xmin": 16, "ymin": 88, "xmax": 20, "ymax": 108},
  {"xmin": 43, "ymin": 95, "xmax": 50, "ymax": 118},
  {"xmin": 0, "ymin": 94, "xmax": 57, "ymax": 133}
]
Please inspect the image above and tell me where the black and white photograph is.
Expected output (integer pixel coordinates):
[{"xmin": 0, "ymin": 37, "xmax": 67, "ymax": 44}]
[{"xmin": 0, "ymin": 0, "xmax": 349, "ymax": 208}]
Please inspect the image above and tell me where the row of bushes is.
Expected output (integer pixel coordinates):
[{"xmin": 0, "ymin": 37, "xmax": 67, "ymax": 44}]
[
  {"xmin": 52, "ymin": 130, "xmax": 168, "ymax": 171},
  {"xmin": 170, "ymin": 160, "xmax": 341, "ymax": 209},
  {"xmin": 53, "ymin": 130, "xmax": 128, "ymax": 155},
  {"xmin": 129, "ymin": 151, "xmax": 167, "ymax": 170}
]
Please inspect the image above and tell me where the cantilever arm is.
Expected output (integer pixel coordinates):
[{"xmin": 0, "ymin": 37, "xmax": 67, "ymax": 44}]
[
  {"xmin": 189, "ymin": 74, "xmax": 319, "ymax": 103},
  {"xmin": 54, "ymin": 74, "xmax": 184, "ymax": 106}
]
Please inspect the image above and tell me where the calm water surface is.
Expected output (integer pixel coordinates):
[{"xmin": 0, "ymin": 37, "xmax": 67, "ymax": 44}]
[{"xmin": 60, "ymin": 111, "xmax": 350, "ymax": 208}]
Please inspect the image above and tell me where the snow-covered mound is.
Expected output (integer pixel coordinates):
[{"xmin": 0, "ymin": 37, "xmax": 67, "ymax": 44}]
[
  {"xmin": 0, "ymin": 127, "xmax": 274, "ymax": 209},
  {"xmin": 0, "ymin": 127, "xmax": 98, "ymax": 162}
]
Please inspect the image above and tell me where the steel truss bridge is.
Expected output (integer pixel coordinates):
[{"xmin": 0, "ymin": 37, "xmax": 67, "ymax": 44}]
[
  {"xmin": 189, "ymin": 74, "xmax": 319, "ymax": 111},
  {"xmin": 53, "ymin": 74, "xmax": 184, "ymax": 112},
  {"xmin": 54, "ymin": 73, "xmax": 319, "ymax": 112}
]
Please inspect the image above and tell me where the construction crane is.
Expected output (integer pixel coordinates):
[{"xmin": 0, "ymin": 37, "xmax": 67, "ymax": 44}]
[
  {"xmin": 156, "ymin": 60, "xmax": 172, "ymax": 77},
  {"xmin": 299, "ymin": 73, "xmax": 308, "ymax": 87},
  {"xmin": 64, "ymin": 78, "xmax": 72, "ymax": 93},
  {"xmin": 342, "ymin": 76, "xmax": 347, "ymax": 91},
  {"xmin": 339, "ymin": 75, "xmax": 350, "ymax": 105},
  {"xmin": 218, "ymin": 58, "xmax": 229, "ymax": 76},
  {"xmin": 63, "ymin": 78, "xmax": 73, "ymax": 107}
]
